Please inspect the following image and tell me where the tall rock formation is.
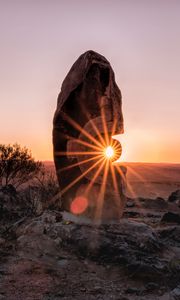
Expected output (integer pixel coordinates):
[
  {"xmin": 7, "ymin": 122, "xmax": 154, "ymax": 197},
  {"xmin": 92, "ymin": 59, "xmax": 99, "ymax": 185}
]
[{"xmin": 53, "ymin": 50, "xmax": 126, "ymax": 220}]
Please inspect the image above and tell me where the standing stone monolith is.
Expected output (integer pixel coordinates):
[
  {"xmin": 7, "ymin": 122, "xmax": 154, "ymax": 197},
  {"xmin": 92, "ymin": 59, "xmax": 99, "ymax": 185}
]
[{"xmin": 53, "ymin": 50, "xmax": 126, "ymax": 221}]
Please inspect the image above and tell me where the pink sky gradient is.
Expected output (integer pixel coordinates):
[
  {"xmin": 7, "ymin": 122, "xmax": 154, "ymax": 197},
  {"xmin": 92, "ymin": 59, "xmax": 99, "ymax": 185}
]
[{"xmin": 0, "ymin": 0, "xmax": 180, "ymax": 163}]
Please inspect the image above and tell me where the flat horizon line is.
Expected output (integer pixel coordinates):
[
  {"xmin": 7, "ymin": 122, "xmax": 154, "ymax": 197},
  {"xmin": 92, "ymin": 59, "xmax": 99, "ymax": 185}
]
[{"xmin": 42, "ymin": 160, "xmax": 180, "ymax": 165}]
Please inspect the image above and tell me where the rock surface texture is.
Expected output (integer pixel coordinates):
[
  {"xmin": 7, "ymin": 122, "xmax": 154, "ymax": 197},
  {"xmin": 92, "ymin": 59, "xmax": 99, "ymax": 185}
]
[
  {"xmin": 0, "ymin": 190, "xmax": 180, "ymax": 300},
  {"xmin": 53, "ymin": 50, "xmax": 126, "ymax": 220}
]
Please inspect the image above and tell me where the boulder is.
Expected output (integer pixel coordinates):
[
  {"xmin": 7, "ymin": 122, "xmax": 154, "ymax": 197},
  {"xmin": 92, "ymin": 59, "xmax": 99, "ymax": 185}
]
[
  {"xmin": 170, "ymin": 286, "xmax": 180, "ymax": 300},
  {"xmin": 16, "ymin": 211, "xmax": 166, "ymax": 280},
  {"xmin": 168, "ymin": 190, "xmax": 180, "ymax": 207},
  {"xmin": 157, "ymin": 225, "xmax": 180, "ymax": 247},
  {"xmin": 17, "ymin": 211, "xmax": 63, "ymax": 259},
  {"xmin": 161, "ymin": 212, "xmax": 180, "ymax": 224},
  {"xmin": 139, "ymin": 197, "xmax": 168, "ymax": 210},
  {"xmin": 53, "ymin": 50, "xmax": 126, "ymax": 220}
]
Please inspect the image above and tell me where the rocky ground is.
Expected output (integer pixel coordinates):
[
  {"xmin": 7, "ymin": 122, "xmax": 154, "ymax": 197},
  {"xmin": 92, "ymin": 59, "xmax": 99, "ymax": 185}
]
[{"xmin": 0, "ymin": 187, "xmax": 180, "ymax": 300}]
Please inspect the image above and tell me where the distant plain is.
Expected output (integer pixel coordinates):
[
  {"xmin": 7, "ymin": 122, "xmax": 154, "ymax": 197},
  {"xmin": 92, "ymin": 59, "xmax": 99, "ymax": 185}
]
[{"xmin": 45, "ymin": 161, "xmax": 180, "ymax": 200}]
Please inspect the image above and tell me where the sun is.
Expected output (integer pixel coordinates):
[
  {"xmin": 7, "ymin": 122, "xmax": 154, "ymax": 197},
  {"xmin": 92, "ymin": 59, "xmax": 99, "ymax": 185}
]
[{"xmin": 105, "ymin": 146, "xmax": 114, "ymax": 159}]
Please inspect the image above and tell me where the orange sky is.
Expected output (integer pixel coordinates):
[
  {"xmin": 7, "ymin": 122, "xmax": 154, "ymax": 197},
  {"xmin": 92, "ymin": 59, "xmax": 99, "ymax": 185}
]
[{"xmin": 0, "ymin": 0, "xmax": 180, "ymax": 163}]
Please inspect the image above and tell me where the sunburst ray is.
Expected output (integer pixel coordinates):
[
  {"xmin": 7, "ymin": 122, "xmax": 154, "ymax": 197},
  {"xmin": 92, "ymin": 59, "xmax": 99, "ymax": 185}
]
[
  {"xmin": 56, "ymin": 132, "xmax": 103, "ymax": 151},
  {"xmin": 55, "ymin": 151, "xmax": 103, "ymax": 156},
  {"xmin": 88, "ymin": 118, "xmax": 107, "ymax": 147},
  {"xmin": 76, "ymin": 102, "xmax": 106, "ymax": 147},
  {"xmin": 59, "ymin": 154, "xmax": 103, "ymax": 173},
  {"xmin": 101, "ymin": 106, "xmax": 109, "ymax": 146},
  {"xmin": 109, "ymin": 163, "xmax": 122, "ymax": 212},
  {"xmin": 126, "ymin": 166, "xmax": 153, "ymax": 201},
  {"xmin": 127, "ymin": 166, "xmax": 149, "ymax": 187},
  {"xmin": 115, "ymin": 165, "xmax": 145, "ymax": 211},
  {"xmin": 110, "ymin": 163, "xmax": 118, "ymax": 193},
  {"xmin": 72, "ymin": 137, "xmax": 103, "ymax": 151},
  {"xmin": 95, "ymin": 160, "xmax": 109, "ymax": 220},
  {"xmin": 111, "ymin": 118, "xmax": 117, "ymax": 137},
  {"xmin": 114, "ymin": 165, "xmax": 138, "ymax": 202},
  {"xmin": 60, "ymin": 111, "xmax": 104, "ymax": 148},
  {"xmin": 60, "ymin": 156, "xmax": 105, "ymax": 196},
  {"xmin": 85, "ymin": 158, "xmax": 106, "ymax": 196},
  {"xmin": 50, "ymin": 156, "xmax": 105, "ymax": 205},
  {"xmin": 141, "ymin": 164, "xmax": 171, "ymax": 180}
]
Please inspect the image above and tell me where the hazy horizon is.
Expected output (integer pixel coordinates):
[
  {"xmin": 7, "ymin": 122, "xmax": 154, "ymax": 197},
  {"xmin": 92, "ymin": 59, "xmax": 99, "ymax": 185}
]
[
  {"xmin": 1, "ymin": 0, "xmax": 180, "ymax": 163},
  {"xmin": 43, "ymin": 160, "xmax": 180, "ymax": 166}
]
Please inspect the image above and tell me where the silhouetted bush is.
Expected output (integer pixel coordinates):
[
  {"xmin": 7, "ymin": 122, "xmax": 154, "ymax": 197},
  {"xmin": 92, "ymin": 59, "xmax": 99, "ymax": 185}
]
[
  {"xmin": 0, "ymin": 143, "xmax": 42, "ymax": 189},
  {"xmin": 22, "ymin": 168, "xmax": 60, "ymax": 215},
  {"xmin": 0, "ymin": 144, "xmax": 60, "ymax": 219}
]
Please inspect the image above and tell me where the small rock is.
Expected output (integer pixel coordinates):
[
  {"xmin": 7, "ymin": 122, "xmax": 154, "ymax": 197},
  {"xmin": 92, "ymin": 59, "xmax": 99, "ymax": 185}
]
[
  {"xmin": 56, "ymin": 291, "xmax": 65, "ymax": 297},
  {"xmin": 168, "ymin": 190, "xmax": 180, "ymax": 205},
  {"xmin": 125, "ymin": 287, "xmax": 139, "ymax": 295},
  {"xmin": 54, "ymin": 237, "xmax": 62, "ymax": 246},
  {"xmin": 139, "ymin": 197, "xmax": 168, "ymax": 210},
  {"xmin": 161, "ymin": 212, "xmax": 180, "ymax": 224},
  {"xmin": 91, "ymin": 286, "xmax": 103, "ymax": 294},
  {"xmin": 17, "ymin": 233, "xmax": 60, "ymax": 258},
  {"xmin": 170, "ymin": 286, "xmax": 180, "ymax": 299},
  {"xmin": 145, "ymin": 282, "xmax": 159, "ymax": 290},
  {"xmin": 159, "ymin": 293, "xmax": 170, "ymax": 300},
  {"xmin": 126, "ymin": 200, "xmax": 135, "ymax": 208},
  {"xmin": 124, "ymin": 211, "xmax": 140, "ymax": 218},
  {"xmin": 57, "ymin": 259, "xmax": 68, "ymax": 267}
]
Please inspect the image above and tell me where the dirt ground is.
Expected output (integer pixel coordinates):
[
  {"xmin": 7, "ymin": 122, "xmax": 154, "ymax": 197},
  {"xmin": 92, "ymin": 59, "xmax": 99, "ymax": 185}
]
[
  {"xmin": 0, "ymin": 242, "xmax": 172, "ymax": 300},
  {"xmin": 0, "ymin": 162, "xmax": 180, "ymax": 300}
]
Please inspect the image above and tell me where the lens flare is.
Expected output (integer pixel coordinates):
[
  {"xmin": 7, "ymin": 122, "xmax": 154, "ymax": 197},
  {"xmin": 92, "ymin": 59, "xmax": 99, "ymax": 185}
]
[
  {"xmin": 105, "ymin": 146, "xmax": 114, "ymax": 159},
  {"xmin": 70, "ymin": 196, "xmax": 88, "ymax": 214}
]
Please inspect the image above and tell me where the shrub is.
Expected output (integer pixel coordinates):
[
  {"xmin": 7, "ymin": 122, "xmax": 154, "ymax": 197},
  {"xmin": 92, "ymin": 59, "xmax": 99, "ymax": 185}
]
[
  {"xmin": 0, "ymin": 143, "xmax": 42, "ymax": 189},
  {"xmin": 21, "ymin": 169, "xmax": 60, "ymax": 215}
]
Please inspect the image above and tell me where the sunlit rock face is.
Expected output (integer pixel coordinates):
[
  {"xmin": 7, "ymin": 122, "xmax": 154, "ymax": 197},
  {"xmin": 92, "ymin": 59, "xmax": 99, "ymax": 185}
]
[{"xmin": 53, "ymin": 50, "xmax": 126, "ymax": 220}]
